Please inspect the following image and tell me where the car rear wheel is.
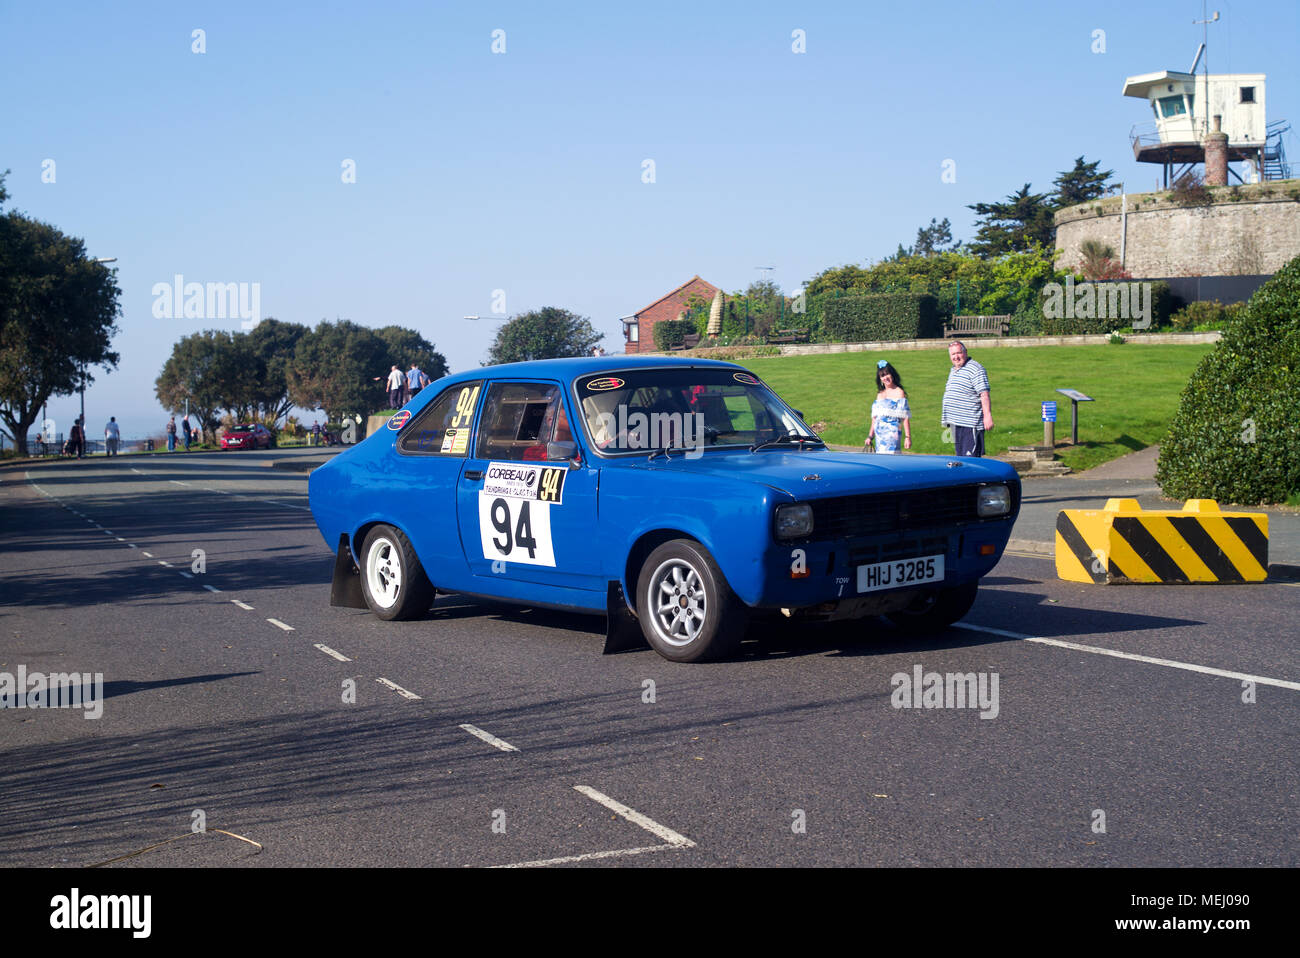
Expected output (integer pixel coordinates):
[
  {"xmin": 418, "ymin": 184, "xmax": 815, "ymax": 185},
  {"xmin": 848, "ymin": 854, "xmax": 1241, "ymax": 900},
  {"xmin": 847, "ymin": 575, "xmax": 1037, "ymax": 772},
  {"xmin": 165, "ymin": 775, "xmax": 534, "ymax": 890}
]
[
  {"xmin": 636, "ymin": 539, "xmax": 745, "ymax": 662},
  {"xmin": 887, "ymin": 581, "xmax": 979, "ymax": 634},
  {"xmin": 360, "ymin": 525, "xmax": 434, "ymax": 621}
]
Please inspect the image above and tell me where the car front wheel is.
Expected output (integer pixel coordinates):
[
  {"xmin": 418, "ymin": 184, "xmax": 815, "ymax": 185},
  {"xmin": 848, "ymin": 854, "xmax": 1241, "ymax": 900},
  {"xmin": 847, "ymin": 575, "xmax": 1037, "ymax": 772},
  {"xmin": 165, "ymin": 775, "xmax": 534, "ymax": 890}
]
[
  {"xmin": 636, "ymin": 539, "xmax": 745, "ymax": 662},
  {"xmin": 360, "ymin": 525, "xmax": 434, "ymax": 621},
  {"xmin": 887, "ymin": 581, "xmax": 979, "ymax": 634}
]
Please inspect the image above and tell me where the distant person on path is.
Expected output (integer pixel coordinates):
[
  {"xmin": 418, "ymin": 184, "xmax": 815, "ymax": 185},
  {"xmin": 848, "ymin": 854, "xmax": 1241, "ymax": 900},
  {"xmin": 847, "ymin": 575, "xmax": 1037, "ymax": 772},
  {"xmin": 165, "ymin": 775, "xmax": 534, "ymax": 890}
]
[
  {"xmin": 868, "ymin": 360, "xmax": 911, "ymax": 454},
  {"xmin": 181, "ymin": 415, "xmax": 192, "ymax": 451},
  {"xmin": 941, "ymin": 341, "xmax": 992, "ymax": 457},
  {"xmin": 311, "ymin": 421, "xmax": 321, "ymax": 446},
  {"xmin": 166, "ymin": 416, "xmax": 177, "ymax": 451},
  {"xmin": 69, "ymin": 418, "xmax": 84, "ymax": 459},
  {"xmin": 105, "ymin": 417, "xmax": 120, "ymax": 456}
]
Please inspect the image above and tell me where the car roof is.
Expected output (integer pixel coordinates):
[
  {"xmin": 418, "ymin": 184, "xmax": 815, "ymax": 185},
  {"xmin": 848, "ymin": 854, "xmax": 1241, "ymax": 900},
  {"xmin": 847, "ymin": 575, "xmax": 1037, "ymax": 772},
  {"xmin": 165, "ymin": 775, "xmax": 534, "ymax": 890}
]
[{"xmin": 431, "ymin": 355, "xmax": 747, "ymax": 388}]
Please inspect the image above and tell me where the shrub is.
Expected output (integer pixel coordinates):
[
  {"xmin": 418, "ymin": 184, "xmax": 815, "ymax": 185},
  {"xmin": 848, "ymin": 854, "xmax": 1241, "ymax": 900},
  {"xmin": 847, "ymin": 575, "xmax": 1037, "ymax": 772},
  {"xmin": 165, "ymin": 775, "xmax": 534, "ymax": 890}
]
[
  {"xmin": 652, "ymin": 319, "xmax": 693, "ymax": 351},
  {"xmin": 822, "ymin": 293, "xmax": 939, "ymax": 342},
  {"xmin": 1156, "ymin": 255, "xmax": 1300, "ymax": 504}
]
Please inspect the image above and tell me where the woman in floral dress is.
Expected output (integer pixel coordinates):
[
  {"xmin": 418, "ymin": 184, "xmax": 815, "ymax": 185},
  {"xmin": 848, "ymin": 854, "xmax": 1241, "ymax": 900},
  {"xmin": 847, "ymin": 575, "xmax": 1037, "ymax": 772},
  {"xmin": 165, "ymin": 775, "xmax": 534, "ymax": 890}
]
[{"xmin": 867, "ymin": 359, "xmax": 911, "ymax": 454}]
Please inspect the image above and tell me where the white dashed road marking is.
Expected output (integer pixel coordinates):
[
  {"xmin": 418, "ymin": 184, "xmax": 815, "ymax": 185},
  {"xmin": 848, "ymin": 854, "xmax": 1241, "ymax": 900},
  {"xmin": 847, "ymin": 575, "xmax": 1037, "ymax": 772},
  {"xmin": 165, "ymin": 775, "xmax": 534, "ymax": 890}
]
[
  {"xmin": 459, "ymin": 724, "xmax": 520, "ymax": 753},
  {"xmin": 203, "ymin": 585, "xmax": 221, "ymax": 593},
  {"xmin": 314, "ymin": 644, "xmax": 352, "ymax": 662},
  {"xmin": 266, "ymin": 618, "xmax": 295, "ymax": 632},
  {"xmin": 954, "ymin": 622, "xmax": 1300, "ymax": 692},
  {"xmin": 376, "ymin": 678, "xmax": 421, "ymax": 700},
  {"xmin": 179, "ymin": 571, "xmax": 194, "ymax": 579},
  {"xmin": 232, "ymin": 600, "xmax": 254, "ymax": 611},
  {"xmin": 141, "ymin": 551, "xmax": 153, "ymax": 558}
]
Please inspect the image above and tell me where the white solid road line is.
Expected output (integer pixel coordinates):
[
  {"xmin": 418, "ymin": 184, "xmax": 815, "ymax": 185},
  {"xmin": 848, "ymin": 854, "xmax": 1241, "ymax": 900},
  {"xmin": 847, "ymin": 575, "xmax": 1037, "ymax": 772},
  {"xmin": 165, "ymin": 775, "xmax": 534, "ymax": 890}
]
[
  {"xmin": 458, "ymin": 723, "xmax": 520, "ymax": 752},
  {"xmin": 492, "ymin": 844, "xmax": 686, "ymax": 869},
  {"xmin": 266, "ymin": 618, "xmax": 295, "ymax": 632},
  {"xmin": 314, "ymin": 643, "xmax": 352, "ymax": 662},
  {"xmin": 231, "ymin": 600, "xmax": 254, "ymax": 610},
  {"xmin": 572, "ymin": 786, "xmax": 696, "ymax": 848},
  {"xmin": 954, "ymin": 622, "xmax": 1300, "ymax": 692},
  {"xmin": 375, "ymin": 678, "xmax": 421, "ymax": 700},
  {"xmin": 203, "ymin": 584, "xmax": 221, "ymax": 593}
]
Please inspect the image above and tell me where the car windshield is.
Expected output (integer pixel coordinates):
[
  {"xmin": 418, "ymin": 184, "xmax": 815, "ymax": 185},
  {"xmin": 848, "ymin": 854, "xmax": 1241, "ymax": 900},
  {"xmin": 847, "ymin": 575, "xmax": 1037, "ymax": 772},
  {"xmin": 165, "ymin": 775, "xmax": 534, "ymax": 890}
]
[
  {"xmin": 233, "ymin": 425, "xmax": 254, "ymax": 432},
  {"xmin": 574, "ymin": 368, "xmax": 818, "ymax": 455}
]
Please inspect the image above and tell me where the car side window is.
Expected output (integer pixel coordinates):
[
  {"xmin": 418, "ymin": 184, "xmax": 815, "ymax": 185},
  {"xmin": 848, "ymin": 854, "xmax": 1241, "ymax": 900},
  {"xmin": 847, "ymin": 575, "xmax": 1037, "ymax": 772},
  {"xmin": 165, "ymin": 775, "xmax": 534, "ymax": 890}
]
[
  {"xmin": 398, "ymin": 381, "xmax": 482, "ymax": 455},
  {"xmin": 475, "ymin": 382, "xmax": 569, "ymax": 462}
]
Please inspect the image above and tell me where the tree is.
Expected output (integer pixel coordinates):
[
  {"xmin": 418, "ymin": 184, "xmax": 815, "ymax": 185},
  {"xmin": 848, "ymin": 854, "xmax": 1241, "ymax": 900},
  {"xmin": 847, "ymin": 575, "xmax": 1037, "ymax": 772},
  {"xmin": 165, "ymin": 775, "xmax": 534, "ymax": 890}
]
[
  {"xmin": 287, "ymin": 320, "xmax": 392, "ymax": 421},
  {"xmin": 374, "ymin": 325, "xmax": 449, "ymax": 384},
  {"xmin": 485, "ymin": 307, "xmax": 602, "ymax": 365},
  {"xmin": 967, "ymin": 184, "xmax": 1055, "ymax": 258},
  {"xmin": 154, "ymin": 330, "xmax": 244, "ymax": 432},
  {"xmin": 1053, "ymin": 156, "xmax": 1115, "ymax": 208},
  {"xmin": 246, "ymin": 318, "xmax": 308, "ymax": 424},
  {"xmin": 914, "ymin": 217, "xmax": 958, "ymax": 257},
  {"xmin": 0, "ymin": 174, "xmax": 122, "ymax": 455}
]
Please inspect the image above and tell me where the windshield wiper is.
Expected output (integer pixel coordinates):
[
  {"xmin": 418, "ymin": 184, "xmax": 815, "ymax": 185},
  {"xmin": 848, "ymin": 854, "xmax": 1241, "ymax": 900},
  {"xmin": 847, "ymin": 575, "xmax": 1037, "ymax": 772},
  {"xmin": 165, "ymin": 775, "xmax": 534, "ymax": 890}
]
[{"xmin": 750, "ymin": 433, "xmax": 825, "ymax": 453}]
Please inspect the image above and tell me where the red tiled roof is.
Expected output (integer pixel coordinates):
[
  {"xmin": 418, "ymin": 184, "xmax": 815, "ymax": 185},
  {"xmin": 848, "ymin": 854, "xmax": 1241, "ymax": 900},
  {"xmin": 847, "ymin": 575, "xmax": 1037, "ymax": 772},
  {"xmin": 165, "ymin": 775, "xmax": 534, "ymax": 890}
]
[{"xmin": 633, "ymin": 275, "xmax": 719, "ymax": 319}]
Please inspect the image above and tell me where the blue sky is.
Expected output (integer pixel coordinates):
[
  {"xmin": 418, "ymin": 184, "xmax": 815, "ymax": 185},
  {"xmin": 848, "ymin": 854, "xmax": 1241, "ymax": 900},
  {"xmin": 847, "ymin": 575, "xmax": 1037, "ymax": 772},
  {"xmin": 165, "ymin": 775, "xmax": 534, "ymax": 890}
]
[{"xmin": 3, "ymin": 0, "xmax": 1296, "ymax": 439}]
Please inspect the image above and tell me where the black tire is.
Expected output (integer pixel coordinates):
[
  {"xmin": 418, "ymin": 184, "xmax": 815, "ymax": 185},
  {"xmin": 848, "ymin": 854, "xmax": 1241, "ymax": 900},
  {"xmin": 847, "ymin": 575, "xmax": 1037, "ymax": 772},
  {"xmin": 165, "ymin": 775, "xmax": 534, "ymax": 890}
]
[
  {"xmin": 359, "ymin": 524, "xmax": 435, "ymax": 621},
  {"xmin": 636, "ymin": 539, "xmax": 746, "ymax": 662},
  {"xmin": 887, "ymin": 581, "xmax": 979, "ymax": 634}
]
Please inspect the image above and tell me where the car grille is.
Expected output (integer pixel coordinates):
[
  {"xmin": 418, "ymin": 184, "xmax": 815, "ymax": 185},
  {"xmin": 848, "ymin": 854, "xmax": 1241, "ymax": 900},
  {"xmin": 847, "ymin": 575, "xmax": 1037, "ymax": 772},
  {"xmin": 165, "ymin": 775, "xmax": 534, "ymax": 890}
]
[{"xmin": 806, "ymin": 484, "xmax": 1013, "ymax": 542}]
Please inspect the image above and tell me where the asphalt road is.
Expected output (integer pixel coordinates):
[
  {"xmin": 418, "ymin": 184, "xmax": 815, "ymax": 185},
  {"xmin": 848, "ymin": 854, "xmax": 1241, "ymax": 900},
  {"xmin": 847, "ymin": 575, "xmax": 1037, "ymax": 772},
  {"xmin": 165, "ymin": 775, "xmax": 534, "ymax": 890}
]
[{"xmin": 2, "ymin": 449, "xmax": 1297, "ymax": 868}]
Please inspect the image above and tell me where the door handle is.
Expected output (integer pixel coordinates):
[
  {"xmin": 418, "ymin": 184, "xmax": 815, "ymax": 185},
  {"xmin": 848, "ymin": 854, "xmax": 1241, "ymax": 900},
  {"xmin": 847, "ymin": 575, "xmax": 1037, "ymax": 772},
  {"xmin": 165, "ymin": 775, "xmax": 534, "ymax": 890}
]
[{"xmin": 465, "ymin": 469, "xmax": 484, "ymax": 481}]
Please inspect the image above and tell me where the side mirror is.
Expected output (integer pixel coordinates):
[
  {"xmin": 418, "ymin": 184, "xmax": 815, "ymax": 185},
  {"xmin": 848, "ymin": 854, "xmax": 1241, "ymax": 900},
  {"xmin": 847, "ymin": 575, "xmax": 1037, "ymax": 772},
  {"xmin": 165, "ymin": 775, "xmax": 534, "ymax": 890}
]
[
  {"xmin": 548, "ymin": 441, "xmax": 579, "ymax": 463},
  {"xmin": 793, "ymin": 409, "xmax": 805, "ymax": 421}
]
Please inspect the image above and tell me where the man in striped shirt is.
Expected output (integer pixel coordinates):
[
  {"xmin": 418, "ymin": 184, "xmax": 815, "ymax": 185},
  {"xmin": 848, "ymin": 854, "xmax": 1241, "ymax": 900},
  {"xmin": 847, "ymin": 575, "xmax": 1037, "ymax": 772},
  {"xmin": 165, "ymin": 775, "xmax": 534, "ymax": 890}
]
[{"xmin": 941, "ymin": 341, "xmax": 993, "ymax": 457}]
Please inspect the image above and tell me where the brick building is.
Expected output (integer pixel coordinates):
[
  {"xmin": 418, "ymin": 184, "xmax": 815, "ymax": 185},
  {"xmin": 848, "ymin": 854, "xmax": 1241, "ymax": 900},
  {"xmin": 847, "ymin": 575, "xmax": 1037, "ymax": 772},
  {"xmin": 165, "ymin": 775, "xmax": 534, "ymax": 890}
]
[{"xmin": 621, "ymin": 275, "xmax": 719, "ymax": 354}]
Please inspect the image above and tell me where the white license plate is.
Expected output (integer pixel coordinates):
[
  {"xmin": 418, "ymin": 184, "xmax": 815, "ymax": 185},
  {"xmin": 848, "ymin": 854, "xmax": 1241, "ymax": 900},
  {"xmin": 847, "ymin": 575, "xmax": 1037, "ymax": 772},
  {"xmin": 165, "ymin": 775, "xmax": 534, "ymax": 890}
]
[{"xmin": 857, "ymin": 555, "xmax": 944, "ymax": 593}]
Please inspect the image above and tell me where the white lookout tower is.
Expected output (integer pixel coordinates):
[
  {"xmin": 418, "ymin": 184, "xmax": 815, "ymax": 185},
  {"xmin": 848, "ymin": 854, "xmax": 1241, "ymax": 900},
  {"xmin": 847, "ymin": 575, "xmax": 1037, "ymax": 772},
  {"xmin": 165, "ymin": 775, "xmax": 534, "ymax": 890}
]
[{"xmin": 1124, "ymin": 68, "xmax": 1290, "ymax": 186}]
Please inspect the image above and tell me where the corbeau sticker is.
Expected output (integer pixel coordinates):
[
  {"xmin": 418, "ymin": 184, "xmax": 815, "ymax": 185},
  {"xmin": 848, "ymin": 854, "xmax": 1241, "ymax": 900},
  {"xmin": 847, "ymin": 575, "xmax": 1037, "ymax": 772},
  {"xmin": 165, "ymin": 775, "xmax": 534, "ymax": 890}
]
[
  {"xmin": 586, "ymin": 377, "xmax": 625, "ymax": 391},
  {"xmin": 482, "ymin": 462, "xmax": 565, "ymax": 504},
  {"xmin": 387, "ymin": 410, "xmax": 412, "ymax": 430},
  {"xmin": 733, "ymin": 372, "xmax": 760, "ymax": 385}
]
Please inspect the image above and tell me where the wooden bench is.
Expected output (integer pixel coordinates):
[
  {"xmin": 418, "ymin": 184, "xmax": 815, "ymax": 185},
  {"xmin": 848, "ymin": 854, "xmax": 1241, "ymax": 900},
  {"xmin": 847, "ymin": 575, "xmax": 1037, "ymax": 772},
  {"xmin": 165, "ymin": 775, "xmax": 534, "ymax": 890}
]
[
  {"xmin": 943, "ymin": 315, "xmax": 1010, "ymax": 338},
  {"xmin": 667, "ymin": 333, "xmax": 701, "ymax": 351},
  {"xmin": 764, "ymin": 328, "xmax": 811, "ymax": 344}
]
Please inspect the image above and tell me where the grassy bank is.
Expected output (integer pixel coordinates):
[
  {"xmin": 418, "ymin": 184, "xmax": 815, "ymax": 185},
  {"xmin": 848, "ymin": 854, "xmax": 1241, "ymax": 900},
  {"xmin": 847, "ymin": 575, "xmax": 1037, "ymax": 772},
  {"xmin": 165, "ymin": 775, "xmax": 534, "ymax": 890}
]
[{"xmin": 746, "ymin": 344, "xmax": 1212, "ymax": 472}]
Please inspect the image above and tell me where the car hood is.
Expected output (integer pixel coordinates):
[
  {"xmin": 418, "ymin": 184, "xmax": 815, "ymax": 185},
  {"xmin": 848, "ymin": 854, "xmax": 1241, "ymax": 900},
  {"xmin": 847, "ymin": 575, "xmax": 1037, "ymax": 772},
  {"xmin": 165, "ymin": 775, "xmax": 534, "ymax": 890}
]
[{"xmin": 612, "ymin": 449, "xmax": 1017, "ymax": 498}]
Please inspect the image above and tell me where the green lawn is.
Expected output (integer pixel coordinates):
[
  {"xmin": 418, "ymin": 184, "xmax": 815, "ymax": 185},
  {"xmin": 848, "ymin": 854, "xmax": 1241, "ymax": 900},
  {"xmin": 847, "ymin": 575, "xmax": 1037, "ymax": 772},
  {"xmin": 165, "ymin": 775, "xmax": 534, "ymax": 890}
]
[{"xmin": 746, "ymin": 344, "xmax": 1213, "ymax": 472}]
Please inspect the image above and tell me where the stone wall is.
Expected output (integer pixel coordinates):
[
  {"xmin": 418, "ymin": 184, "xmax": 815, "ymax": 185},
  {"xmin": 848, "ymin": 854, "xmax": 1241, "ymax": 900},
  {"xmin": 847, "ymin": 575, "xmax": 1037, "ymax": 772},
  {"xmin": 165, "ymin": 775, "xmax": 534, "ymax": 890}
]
[{"xmin": 1055, "ymin": 180, "xmax": 1300, "ymax": 278}]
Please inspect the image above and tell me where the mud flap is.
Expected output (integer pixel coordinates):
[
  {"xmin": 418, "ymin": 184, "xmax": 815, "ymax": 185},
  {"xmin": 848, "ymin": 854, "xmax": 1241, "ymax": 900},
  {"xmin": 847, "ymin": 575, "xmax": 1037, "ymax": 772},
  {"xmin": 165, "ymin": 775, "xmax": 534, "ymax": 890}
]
[
  {"xmin": 603, "ymin": 581, "xmax": 648, "ymax": 654},
  {"xmin": 330, "ymin": 534, "xmax": 367, "ymax": 609}
]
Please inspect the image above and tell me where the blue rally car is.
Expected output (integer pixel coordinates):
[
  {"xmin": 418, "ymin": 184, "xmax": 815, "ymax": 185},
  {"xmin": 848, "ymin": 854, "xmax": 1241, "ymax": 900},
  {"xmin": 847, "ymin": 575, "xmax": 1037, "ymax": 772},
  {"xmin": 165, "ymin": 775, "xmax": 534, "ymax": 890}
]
[{"xmin": 308, "ymin": 356, "xmax": 1020, "ymax": 662}]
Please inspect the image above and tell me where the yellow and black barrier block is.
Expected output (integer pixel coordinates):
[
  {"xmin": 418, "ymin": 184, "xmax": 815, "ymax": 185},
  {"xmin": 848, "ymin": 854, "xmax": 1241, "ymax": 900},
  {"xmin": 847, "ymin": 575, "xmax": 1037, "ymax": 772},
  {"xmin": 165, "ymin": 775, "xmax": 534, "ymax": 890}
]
[{"xmin": 1056, "ymin": 498, "xmax": 1268, "ymax": 584}]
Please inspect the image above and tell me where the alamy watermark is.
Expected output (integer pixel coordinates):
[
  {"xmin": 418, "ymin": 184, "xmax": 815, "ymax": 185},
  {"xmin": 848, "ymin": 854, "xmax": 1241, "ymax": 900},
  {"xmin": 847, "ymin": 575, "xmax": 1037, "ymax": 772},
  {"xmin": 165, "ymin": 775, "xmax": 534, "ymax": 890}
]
[
  {"xmin": 890, "ymin": 664, "xmax": 999, "ymax": 719},
  {"xmin": 592, "ymin": 404, "xmax": 707, "ymax": 459},
  {"xmin": 152, "ymin": 274, "xmax": 261, "ymax": 327},
  {"xmin": 1, "ymin": 666, "xmax": 103, "ymax": 719},
  {"xmin": 1041, "ymin": 277, "xmax": 1152, "ymax": 329}
]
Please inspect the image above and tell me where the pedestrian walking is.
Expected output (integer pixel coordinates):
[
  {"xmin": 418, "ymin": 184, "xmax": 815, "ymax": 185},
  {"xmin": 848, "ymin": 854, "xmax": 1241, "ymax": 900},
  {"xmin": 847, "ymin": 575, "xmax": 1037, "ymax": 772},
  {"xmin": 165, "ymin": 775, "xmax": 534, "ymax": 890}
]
[
  {"xmin": 166, "ymin": 416, "xmax": 177, "ymax": 451},
  {"xmin": 104, "ymin": 416, "xmax": 120, "ymax": 456},
  {"xmin": 69, "ymin": 418, "xmax": 85, "ymax": 459},
  {"xmin": 311, "ymin": 421, "xmax": 321, "ymax": 447},
  {"xmin": 384, "ymin": 365, "xmax": 404, "ymax": 408},
  {"xmin": 941, "ymin": 341, "xmax": 993, "ymax": 457}
]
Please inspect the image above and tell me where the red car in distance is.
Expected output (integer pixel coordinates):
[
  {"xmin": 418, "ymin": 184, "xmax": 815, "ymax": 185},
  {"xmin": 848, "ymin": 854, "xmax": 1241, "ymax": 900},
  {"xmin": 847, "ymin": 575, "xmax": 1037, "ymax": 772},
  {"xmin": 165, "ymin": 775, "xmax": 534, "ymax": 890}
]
[{"xmin": 220, "ymin": 423, "xmax": 274, "ymax": 450}]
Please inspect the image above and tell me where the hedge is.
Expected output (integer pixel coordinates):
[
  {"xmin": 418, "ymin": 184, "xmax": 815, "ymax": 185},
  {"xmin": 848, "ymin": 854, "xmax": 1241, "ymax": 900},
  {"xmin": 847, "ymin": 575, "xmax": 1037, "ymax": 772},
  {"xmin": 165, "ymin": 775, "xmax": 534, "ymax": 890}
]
[
  {"xmin": 652, "ymin": 319, "xmax": 693, "ymax": 351},
  {"xmin": 1155, "ymin": 256, "xmax": 1300, "ymax": 504},
  {"xmin": 1040, "ymin": 281, "xmax": 1172, "ymax": 334},
  {"xmin": 822, "ymin": 293, "xmax": 940, "ymax": 342}
]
